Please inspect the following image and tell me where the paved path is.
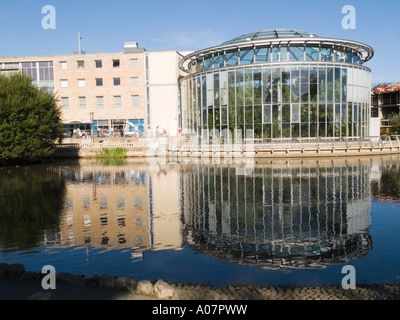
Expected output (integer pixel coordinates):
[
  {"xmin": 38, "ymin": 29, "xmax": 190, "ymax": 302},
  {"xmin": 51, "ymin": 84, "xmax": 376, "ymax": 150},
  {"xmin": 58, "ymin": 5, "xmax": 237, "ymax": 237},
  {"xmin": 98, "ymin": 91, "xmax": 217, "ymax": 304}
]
[{"xmin": 0, "ymin": 278, "xmax": 160, "ymax": 300}]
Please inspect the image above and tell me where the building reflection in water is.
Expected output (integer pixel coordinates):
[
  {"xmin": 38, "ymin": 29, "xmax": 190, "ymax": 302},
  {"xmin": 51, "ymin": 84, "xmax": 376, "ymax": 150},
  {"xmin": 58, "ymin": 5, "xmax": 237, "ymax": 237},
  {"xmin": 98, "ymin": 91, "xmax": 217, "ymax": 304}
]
[
  {"xmin": 181, "ymin": 159, "xmax": 373, "ymax": 270},
  {"xmin": 43, "ymin": 160, "xmax": 182, "ymax": 262},
  {"xmin": 41, "ymin": 158, "xmax": 376, "ymax": 270}
]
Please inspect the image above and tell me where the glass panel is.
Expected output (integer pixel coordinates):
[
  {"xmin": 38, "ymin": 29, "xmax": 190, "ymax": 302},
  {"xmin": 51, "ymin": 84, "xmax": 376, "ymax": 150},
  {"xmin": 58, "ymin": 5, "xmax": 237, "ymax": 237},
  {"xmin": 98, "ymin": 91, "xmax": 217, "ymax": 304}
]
[
  {"xmin": 225, "ymin": 51, "xmax": 239, "ymax": 67},
  {"xmin": 345, "ymin": 49, "xmax": 353, "ymax": 63},
  {"xmin": 327, "ymin": 103, "xmax": 333, "ymax": 123},
  {"xmin": 213, "ymin": 55, "xmax": 224, "ymax": 69},
  {"xmin": 301, "ymin": 104, "xmax": 308, "ymax": 124},
  {"xmin": 282, "ymin": 104, "xmax": 290, "ymax": 123},
  {"xmin": 310, "ymin": 104, "xmax": 317, "ymax": 123},
  {"xmin": 280, "ymin": 47, "xmax": 288, "ymax": 61},
  {"xmin": 263, "ymin": 105, "xmax": 272, "ymax": 123},
  {"xmin": 291, "ymin": 104, "xmax": 300, "ymax": 123},
  {"xmin": 306, "ymin": 47, "xmax": 320, "ymax": 61},
  {"xmin": 254, "ymin": 105, "xmax": 262, "ymax": 138},
  {"xmin": 214, "ymin": 73, "xmax": 220, "ymax": 107},
  {"xmin": 310, "ymin": 66, "xmax": 318, "ymax": 103},
  {"xmin": 204, "ymin": 56, "xmax": 213, "ymax": 71},
  {"xmin": 335, "ymin": 67, "xmax": 341, "ymax": 103},
  {"xmin": 237, "ymin": 106, "xmax": 244, "ymax": 125},
  {"xmin": 321, "ymin": 47, "xmax": 333, "ymax": 61},
  {"xmin": 327, "ymin": 67, "xmax": 334, "ymax": 102},
  {"xmin": 240, "ymin": 49, "xmax": 254, "ymax": 65},
  {"xmin": 342, "ymin": 68, "xmax": 347, "ymax": 103},
  {"xmin": 352, "ymin": 53, "xmax": 360, "ymax": 65},
  {"xmin": 282, "ymin": 123, "xmax": 290, "ymax": 138},
  {"xmin": 282, "ymin": 67, "xmax": 290, "ymax": 103},
  {"xmin": 272, "ymin": 67, "xmax": 281, "ymax": 103},
  {"xmin": 271, "ymin": 47, "xmax": 279, "ymax": 62},
  {"xmin": 202, "ymin": 76, "xmax": 207, "ymax": 109},
  {"xmin": 300, "ymin": 66, "xmax": 309, "ymax": 103},
  {"xmin": 206, "ymin": 73, "xmax": 214, "ymax": 108},
  {"xmin": 220, "ymin": 71, "xmax": 228, "ymax": 106},
  {"xmin": 236, "ymin": 69, "xmax": 244, "ymax": 106},
  {"xmin": 245, "ymin": 106, "xmax": 253, "ymax": 127},
  {"xmin": 255, "ymin": 48, "xmax": 269, "ymax": 63},
  {"xmin": 318, "ymin": 67, "xmax": 326, "ymax": 103},
  {"xmin": 319, "ymin": 104, "xmax": 326, "ymax": 137},
  {"xmin": 253, "ymin": 68, "xmax": 262, "ymax": 105},
  {"xmin": 289, "ymin": 46, "xmax": 304, "ymax": 61},
  {"xmin": 291, "ymin": 66, "xmax": 300, "ymax": 103},
  {"xmin": 228, "ymin": 71, "xmax": 235, "ymax": 107},
  {"xmin": 262, "ymin": 67, "xmax": 272, "ymax": 103},
  {"xmin": 244, "ymin": 68, "xmax": 253, "ymax": 106}
]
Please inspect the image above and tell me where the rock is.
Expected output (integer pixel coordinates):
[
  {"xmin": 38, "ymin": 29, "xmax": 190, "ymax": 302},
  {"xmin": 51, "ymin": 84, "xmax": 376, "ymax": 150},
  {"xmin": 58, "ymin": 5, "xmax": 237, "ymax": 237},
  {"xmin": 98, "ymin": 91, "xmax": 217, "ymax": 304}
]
[
  {"xmin": 86, "ymin": 274, "xmax": 100, "ymax": 286},
  {"xmin": 23, "ymin": 271, "xmax": 38, "ymax": 280},
  {"xmin": 154, "ymin": 280, "xmax": 175, "ymax": 299},
  {"xmin": 7, "ymin": 264, "xmax": 25, "ymax": 279},
  {"xmin": 57, "ymin": 273, "xmax": 86, "ymax": 285},
  {"xmin": 0, "ymin": 263, "xmax": 9, "ymax": 278},
  {"xmin": 136, "ymin": 280, "xmax": 154, "ymax": 295},
  {"xmin": 98, "ymin": 274, "xmax": 117, "ymax": 288},
  {"xmin": 116, "ymin": 276, "xmax": 136, "ymax": 293}
]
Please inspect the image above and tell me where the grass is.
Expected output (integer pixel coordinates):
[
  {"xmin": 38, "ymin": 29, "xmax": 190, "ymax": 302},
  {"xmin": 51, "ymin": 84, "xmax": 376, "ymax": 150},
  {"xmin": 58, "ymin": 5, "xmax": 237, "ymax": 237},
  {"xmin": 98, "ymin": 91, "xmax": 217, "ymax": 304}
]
[{"xmin": 95, "ymin": 147, "xmax": 127, "ymax": 159}]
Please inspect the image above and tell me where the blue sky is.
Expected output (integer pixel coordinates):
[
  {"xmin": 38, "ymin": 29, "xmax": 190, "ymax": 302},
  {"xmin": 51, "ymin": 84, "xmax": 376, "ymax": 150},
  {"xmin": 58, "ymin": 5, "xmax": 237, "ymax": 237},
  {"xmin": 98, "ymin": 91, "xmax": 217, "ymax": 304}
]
[{"xmin": 0, "ymin": 0, "xmax": 399, "ymax": 85}]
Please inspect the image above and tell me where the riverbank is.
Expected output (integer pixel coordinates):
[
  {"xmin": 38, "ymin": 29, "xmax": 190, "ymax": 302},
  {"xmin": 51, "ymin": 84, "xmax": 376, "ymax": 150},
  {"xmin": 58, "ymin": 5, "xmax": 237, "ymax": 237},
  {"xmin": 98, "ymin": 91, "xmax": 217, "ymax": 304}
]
[
  {"xmin": 53, "ymin": 136, "xmax": 400, "ymax": 160},
  {"xmin": 1, "ymin": 263, "xmax": 399, "ymax": 300}
]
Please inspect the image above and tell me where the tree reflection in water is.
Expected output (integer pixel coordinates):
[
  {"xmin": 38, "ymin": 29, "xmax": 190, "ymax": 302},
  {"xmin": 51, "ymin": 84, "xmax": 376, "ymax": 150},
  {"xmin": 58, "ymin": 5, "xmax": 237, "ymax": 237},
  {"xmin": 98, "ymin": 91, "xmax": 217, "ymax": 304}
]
[{"xmin": 0, "ymin": 166, "xmax": 65, "ymax": 251}]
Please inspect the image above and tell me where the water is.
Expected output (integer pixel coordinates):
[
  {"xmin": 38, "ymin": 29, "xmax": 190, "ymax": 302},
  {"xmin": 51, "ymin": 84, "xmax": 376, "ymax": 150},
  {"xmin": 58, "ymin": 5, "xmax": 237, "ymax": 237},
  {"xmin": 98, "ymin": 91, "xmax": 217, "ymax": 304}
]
[{"xmin": 1, "ymin": 156, "xmax": 400, "ymax": 288}]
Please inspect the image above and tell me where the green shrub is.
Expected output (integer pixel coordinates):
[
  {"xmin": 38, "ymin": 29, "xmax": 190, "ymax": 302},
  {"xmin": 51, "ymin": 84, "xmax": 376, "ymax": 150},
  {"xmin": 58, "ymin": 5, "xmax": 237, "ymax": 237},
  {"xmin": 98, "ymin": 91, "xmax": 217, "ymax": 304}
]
[
  {"xmin": 95, "ymin": 147, "xmax": 127, "ymax": 158},
  {"xmin": 0, "ymin": 73, "xmax": 64, "ymax": 164}
]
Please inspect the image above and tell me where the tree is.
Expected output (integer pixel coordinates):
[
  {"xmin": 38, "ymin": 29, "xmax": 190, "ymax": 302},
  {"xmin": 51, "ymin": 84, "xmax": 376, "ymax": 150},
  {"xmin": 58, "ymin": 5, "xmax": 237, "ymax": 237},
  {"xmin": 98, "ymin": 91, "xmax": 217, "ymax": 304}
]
[
  {"xmin": 389, "ymin": 113, "xmax": 400, "ymax": 134},
  {"xmin": 0, "ymin": 73, "xmax": 64, "ymax": 164}
]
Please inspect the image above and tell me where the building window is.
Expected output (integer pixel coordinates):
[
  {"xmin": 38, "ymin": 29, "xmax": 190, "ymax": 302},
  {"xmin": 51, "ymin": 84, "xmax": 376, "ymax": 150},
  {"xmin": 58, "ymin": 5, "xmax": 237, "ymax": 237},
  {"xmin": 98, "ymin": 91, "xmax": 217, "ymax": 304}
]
[
  {"xmin": 61, "ymin": 97, "xmax": 69, "ymax": 108},
  {"xmin": 130, "ymin": 59, "xmax": 138, "ymax": 67},
  {"xmin": 96, "ymin": 78, "xmax": 103, "ymax": 86},
  {"xmin": 113, "ymin": 59, "xmax": 120, "ymax": 67},
  {"xmin": 114, "ymin": 96, "xmax": 122, "ymax": 107},
  {"xmin": 78, "ymin": 79, "xmax": 86, "ymax": 87},
  {"xmin": 131, "ymin": 77, "xmax": 139, "ymax": 85},
  {"xmin": 61, "ymin": 79, "xmax": 68, "ymax": 88},
  {"xmin": 22, "ymin": 62, "xmax": 38, "ymax": 82},
  {"xmin": 95, "ymin": 60, "xmax": 102, "ymax": 68},
  {"xmin": 132, "ymin": 95, "xmax": 140, "ymax": 106},
  {"xmin": 60, "ymin": 61, "xmax": 67, "ymax": 70},
  {"xmin": 4, "ymin": 62, "xmax": 19, "ymax": 69},
  {"xmin": 77, "ymin": 60, "xmax": 85, "ymax": 69},
  {"xmin": 96, "ymin": 96, "xmax": 104, "ymax": 108},
  {"xmin": 39, "ymin": 61, "xmax": 54, "ymax": 82},
  {"xmin": 79, "ymin": 97, "xmax": 86, "ymax": 108},
  {"xmin": 113, "ymin": 77, "xmax": 121, "ymax": 86}
]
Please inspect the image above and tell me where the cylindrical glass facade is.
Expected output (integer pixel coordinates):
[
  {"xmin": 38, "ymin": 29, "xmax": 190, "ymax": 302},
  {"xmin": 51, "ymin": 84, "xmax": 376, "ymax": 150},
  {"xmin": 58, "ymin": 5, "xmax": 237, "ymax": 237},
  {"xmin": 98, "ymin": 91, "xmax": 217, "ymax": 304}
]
[{"xmin": 179, "ymin": 30, "xmax": 373, "ymax": 143}]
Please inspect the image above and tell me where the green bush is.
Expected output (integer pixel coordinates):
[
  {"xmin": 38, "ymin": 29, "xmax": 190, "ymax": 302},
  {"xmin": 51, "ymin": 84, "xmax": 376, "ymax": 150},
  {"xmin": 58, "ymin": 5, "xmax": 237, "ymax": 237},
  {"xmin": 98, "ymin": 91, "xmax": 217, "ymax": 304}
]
[{"xmin": 0, "ymin": 73, "xmax": 64, "ymax": 164}]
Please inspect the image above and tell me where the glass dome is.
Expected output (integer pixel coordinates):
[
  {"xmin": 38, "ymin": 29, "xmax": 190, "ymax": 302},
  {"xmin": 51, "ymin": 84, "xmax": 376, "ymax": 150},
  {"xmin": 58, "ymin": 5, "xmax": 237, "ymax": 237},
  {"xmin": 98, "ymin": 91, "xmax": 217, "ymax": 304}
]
[{"xmin": 221, "ymin": 29, "xmax": 321, "ymax": 45}]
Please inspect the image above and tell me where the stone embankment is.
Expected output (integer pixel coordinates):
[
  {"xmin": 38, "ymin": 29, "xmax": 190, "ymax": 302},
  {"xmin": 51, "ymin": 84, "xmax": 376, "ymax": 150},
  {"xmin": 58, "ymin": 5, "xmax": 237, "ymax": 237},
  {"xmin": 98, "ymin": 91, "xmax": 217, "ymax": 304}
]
[{"xmin": 1, "ymin": 263, "xmax": 400, "ymax": 300}]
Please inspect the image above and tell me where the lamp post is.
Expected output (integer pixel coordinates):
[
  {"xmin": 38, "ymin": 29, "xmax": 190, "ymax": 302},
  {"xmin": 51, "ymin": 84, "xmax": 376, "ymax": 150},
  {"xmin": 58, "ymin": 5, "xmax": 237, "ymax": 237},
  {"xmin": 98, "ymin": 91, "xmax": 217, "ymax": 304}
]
[{"xmin": 90, "ymin": 112, "xmax": 94, "ymax": 143}]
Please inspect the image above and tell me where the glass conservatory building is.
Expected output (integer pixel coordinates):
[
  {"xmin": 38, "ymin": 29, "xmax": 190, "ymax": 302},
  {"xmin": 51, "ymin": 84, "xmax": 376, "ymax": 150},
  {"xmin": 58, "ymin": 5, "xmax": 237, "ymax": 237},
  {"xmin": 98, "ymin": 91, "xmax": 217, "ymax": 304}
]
[{"xmin": 179, "ymin": 29, "xmax": 374, "ymax": 143}]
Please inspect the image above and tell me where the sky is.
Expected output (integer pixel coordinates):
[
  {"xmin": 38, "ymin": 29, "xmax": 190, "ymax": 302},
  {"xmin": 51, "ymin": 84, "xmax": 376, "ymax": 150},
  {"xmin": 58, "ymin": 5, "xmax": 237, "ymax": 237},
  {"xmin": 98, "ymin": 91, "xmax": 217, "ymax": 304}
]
[{"xmin": 0, "ymin": 0, "xmax": 399, "ymax": 85}]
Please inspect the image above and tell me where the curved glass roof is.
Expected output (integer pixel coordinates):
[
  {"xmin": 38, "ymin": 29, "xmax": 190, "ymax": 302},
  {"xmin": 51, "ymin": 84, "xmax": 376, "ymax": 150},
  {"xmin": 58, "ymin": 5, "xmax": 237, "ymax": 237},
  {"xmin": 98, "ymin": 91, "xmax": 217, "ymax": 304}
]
[{"xmin": 221, "ymin": 29, "xmax": 321, "ymax": 45}]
